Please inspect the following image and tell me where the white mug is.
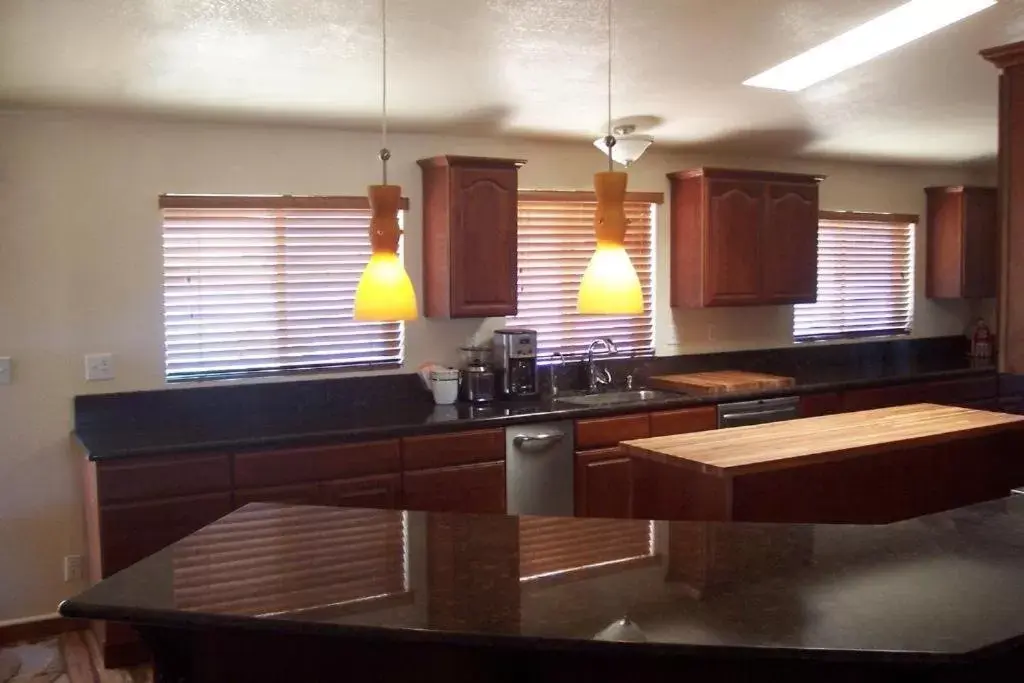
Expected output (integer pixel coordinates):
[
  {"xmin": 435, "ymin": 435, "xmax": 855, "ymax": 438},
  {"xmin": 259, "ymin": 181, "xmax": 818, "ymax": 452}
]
[{"xmin": 430, "ymin": 369, "xmax": 460, "ymax": 405}]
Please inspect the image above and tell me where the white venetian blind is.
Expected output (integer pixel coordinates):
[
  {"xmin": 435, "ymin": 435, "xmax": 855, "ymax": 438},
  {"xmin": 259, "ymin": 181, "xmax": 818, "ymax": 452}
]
[
  {"xmin": 161, "ymin": 195, "xmax": 405, "ymax": 381},
  {"xmin": 509, "ymin": 192, "xmax": 658, "ymax": 357},
  {"xmin": 794, "ymin": 214, "xmax": 915, "ymax": 341}
]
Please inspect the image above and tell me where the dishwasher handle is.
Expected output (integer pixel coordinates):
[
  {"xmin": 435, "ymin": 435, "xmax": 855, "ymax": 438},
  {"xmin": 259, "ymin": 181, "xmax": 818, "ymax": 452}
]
[
  {"xmin": 720, "ymin": 407, "xmax": 799, "ymax": 427},
  {"xmin": 512, "ymin": 432, "xmax": 566, "ymax": 452}
]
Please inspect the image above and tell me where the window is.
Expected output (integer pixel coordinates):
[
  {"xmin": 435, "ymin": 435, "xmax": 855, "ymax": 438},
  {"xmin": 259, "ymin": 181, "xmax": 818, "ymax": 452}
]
[
  {"xmin": 509, "ymin": 192, "xmax": 658, "ymax": 357},
  {"xmin": 794, "ymin": 212, "xmax": 916, "ymax": 341},
  {"xmin": 173, "ymin": 505, "xmax": 408, "ymax": 617},
  {"xmin": 161, "ymin": 195, "xmax": 405, "ymax": 381},
  {"xmin": 519, "ymin": 518, "xmax": 655, "ymax": 582}
]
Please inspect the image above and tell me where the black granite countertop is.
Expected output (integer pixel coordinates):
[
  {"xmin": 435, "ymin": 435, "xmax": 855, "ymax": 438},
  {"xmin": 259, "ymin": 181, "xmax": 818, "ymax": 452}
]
[
  {"xmin": 60, "ymin": 496, "xmax": 1024, "ymax": 663},
  {"xmin": 74, "ymin": 357, "xmax": 995, "ymax": 460}
]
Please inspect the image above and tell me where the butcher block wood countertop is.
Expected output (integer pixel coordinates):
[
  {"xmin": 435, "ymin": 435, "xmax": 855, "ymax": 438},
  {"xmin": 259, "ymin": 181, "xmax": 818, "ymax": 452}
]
[{"xmin": 622, "ymin": 403, "xmax": 1024, "ymax": 477}]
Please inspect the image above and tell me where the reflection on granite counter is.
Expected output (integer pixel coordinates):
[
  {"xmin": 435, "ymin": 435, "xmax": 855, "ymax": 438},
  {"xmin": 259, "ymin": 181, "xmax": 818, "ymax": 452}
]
[
  {"xmin": 61, "ymin": 497, "xmax": 1024, "ymax": 665},
  {"xmin": 73, "ymin": 336, "xmax": 995, "ymax": 460}
]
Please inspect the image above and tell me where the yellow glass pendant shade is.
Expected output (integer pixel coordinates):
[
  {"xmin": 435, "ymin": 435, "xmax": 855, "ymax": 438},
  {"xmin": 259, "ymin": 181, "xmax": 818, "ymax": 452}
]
[
  {"xmin": 354, "ymin": 184, "xmax": 419, "ymax": 321},
  {"xmin": 577, "ymin": 170, "xmax": 643, "ymax": 315},
  {"xmin": 578, "ymin": 241, "xmax": 643, "ymax": 314}
]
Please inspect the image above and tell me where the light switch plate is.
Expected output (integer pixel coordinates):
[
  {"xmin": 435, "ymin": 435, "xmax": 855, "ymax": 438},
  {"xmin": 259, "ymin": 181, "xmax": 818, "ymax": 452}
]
[
  {"xmin": 84, "ymin": 353, "xmax": 114, "ymax": 381},
  {"xmin": 0, "ymin": 357, "xmax": 10, "ymax": 385}
]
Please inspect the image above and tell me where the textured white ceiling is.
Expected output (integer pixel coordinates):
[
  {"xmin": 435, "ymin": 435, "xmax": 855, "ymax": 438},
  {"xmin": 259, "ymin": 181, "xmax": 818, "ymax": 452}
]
[{"xmin": 1, "ymin": 0, "xmax": 1021, "ymax": 163}]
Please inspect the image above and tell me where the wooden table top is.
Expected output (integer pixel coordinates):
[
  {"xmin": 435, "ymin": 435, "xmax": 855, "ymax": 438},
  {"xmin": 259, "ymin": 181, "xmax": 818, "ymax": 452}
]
[{"xmin": 621, "ymin": 403, "xmax": 1024, "ymax": 477}]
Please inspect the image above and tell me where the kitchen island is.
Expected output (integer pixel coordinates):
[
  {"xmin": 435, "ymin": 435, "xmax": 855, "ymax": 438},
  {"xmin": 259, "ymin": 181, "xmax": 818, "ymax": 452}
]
[
  {"xmin": 624, "ymin": 403, "xmax": 1024, "ymax": 523},
  {"xmin": 60, "ymin": 498, "xmax": 1024, "ymax": 682}
]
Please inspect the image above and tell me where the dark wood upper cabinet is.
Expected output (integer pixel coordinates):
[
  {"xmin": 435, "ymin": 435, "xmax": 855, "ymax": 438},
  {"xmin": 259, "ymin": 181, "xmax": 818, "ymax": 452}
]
[
  {"xmin": 667, "ymin": 168, "xmax": 824, "ymax": 308},
  {"xmin": 418, "ymin": 156, "xmax": 526, "ymax": 318},
  {"xmin": 925, "ymin": 186, "xmax": 998, "ymax": 299}
]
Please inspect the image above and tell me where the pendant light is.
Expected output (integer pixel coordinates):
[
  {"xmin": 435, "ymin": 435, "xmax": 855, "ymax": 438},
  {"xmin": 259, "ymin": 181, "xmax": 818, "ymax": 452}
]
[
  {"xmin": 577, "ymin": 0, "xmax": 644, "ymax": 316},
  {"xmin": 354, "ymin": 0, "xmax": 418, "ymax": 321}
]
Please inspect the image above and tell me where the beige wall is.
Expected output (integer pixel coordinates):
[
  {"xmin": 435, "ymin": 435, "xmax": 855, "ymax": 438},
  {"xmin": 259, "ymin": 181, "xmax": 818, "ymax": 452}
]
[{"xmin": 0, "ymin": 109, "xmax": 985, "ymax": 619}]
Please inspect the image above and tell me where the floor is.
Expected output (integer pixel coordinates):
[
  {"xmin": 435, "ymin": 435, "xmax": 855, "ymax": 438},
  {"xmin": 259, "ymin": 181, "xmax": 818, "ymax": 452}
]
[{"xmin": 0, "ymin": 632, "xmax": 151, "ymax": 683}]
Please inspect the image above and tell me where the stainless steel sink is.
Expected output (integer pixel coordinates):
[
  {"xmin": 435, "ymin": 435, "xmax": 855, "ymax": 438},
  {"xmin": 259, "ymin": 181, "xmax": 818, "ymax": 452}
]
[{"xmin": 554, "ymin": 389, "xmax": 679, "ymax": 407}]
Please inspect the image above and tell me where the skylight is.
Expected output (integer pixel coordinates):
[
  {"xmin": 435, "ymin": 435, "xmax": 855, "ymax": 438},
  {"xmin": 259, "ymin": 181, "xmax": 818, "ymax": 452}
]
[{"xmin": 743, "ymin": 0, "xmax": 997, "ymax": 92}]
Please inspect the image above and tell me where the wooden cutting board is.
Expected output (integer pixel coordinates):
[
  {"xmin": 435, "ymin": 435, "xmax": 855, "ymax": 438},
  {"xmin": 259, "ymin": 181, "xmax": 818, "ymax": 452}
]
[{"xmin": 648, "ymin": 370, "xmax": 795, "ymax": 396}]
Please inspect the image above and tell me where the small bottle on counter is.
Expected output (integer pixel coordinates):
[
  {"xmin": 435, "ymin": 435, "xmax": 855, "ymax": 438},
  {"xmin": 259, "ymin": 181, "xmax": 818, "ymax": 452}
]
[{"xmin": 969, "ymin": 318, "xmax": 994, "ymax": 360}]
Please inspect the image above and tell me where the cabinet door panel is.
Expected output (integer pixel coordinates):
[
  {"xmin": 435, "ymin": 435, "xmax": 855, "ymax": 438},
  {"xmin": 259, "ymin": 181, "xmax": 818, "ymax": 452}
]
[
  {"xmin": 99, "ymin": 493, "xmax": 233, "ymax": 575},
  {"xmin": 800, "ymin": 392, "xmax": 842, "ymax": 417},
  {"xmin": 926, "ymin": 189, "xmax": 965, "ymax": 298},
  {"xmin": 575, "ymin": 448, "xmax": 632, "ymax": 519},
  {"xmin": 962, "ymin": 188, "xmax": 999, "ymax": 298},
  {"xmin": 450, "ymin": 167, "xmax": 518, "ymax": 317},
  {"xmin": 320, "ymin": 474, "xmax": 401, "ymax": 510},
  {"xmin": 402, "ymin": 461, "xmax": 506, "ymax": 514},
  {"xmin": 705, "ymin": 180, "xmax": 764, "ymax": 305},
  {"xmin": 762, "ymin": 183, "xmax": 819, "ymax": 303}
]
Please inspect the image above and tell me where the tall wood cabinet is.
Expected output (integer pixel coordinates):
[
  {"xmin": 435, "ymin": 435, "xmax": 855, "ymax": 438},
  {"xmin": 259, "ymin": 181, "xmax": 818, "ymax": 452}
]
[
  {"xmin": 982, "ymin": 41, "xmax": 1024, "ymax": 372},
  {"xmin": 418, "ymin": 155, "xmax": 526, "ymax": 318},
  {"xmin": 925, "ymin": 186, "xmax": 998, "ymax": 299},
  {"xmin": 667, "ymin": 168, "xmax": 824, "ymax": 308}
]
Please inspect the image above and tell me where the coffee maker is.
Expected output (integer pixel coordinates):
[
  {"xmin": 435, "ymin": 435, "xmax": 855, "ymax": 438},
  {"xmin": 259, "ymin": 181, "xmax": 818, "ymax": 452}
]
[{"xmin": 493, "ymin": 329, "xmax": 539, "ymax": 398}]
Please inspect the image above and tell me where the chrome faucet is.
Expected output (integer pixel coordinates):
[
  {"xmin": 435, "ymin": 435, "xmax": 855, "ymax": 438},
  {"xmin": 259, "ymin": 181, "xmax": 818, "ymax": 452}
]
[{"xmin": 586, "ymin": 338, "xmax": 617, "ymax": 392}]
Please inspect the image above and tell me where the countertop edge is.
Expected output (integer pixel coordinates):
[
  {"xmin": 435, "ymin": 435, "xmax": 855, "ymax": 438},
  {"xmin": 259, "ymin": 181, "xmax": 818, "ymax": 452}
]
[
  {"xmin": 55, "ymin": 600, "xmax": 985, "ymax": 665},
  {"xmin": 77, "ymin": 367, "xmax": 999, "ymax": 461}
]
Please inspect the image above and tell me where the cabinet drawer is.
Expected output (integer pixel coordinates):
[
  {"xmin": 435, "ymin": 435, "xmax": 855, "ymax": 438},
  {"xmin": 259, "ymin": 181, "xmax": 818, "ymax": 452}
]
[
  {"xmin": 99, "ymin": 492, "xmax": 233, "ymax": 574},
  {"xmin": 402, "ymin": 461, "xmax": 506, "ymax": 514},
  {"xmin": 649, "ymin": 406, "xmax": 718, "ymax": 437},
  {"xmin": 575, "ymin": 414, "xmax": 650, "ymax": 449},
  {"xmin": 96, "ymin": 452, "xmax": 231, "ymax": 505},
  {"xmin": 402, "ymin": 428, "xmax": 504, "ymax": 470},
  {"xmin": 234, "ymin": 483, "xmax": 320, "ymax": 507},
  {"xmin": 234, "ymin": 440, "xmax": 400, "ymax": 488},
  {"xmin": 320, "ymin": 474, "xmax": 401, "ymax": 510}
]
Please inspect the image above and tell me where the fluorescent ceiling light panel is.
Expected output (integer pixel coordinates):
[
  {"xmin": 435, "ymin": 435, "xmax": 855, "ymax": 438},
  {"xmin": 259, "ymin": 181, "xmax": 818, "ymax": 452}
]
[{"xmin": 744, "ymin": 0, "xmax": 997, "ymax": 92}]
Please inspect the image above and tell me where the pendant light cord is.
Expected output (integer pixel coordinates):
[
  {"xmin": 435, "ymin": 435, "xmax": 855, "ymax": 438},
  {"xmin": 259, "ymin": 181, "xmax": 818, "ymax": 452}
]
[
  {"xmin": 379, "ymin": 0, "xmax": 391, "ymax": 184},
  {"xmin": 605, "ymin": 0, "xmax": 615, "ymax": 172}
]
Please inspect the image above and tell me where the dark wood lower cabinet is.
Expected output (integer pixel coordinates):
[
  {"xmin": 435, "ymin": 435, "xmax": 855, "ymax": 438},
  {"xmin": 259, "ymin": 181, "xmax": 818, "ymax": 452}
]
[
  {"xmin": 402, "ymin": 461, "xmax": 506, "ymax": 514},
  {"xmin": 100, "ymin": 492, "xmax": 235, "ymax": 572},
  {"xmin": 799, "ymin": 392, "xmax": 842, "ymax": 417},
  {"xmin": 575, "ymin": 448, "xmax": 633, "ymax": 518}
]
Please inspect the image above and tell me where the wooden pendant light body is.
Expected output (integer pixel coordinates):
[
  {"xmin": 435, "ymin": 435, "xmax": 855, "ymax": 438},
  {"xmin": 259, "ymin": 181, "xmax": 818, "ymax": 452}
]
[
  {"xmin": 368, "ymin": 184, "xmax": 403, "ymax": 253},
  {"xmin": 594, "ymin": 171, "xmax": 628, "ymax": 245}
]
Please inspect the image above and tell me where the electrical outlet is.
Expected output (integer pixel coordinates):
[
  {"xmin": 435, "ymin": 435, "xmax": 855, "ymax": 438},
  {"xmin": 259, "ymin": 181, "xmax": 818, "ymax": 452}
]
[
  {"xmin": 706, "ymin": 324, "xmax": 717, "ymax": 342},
  {"xmin": 84, "ymin": 353, "xmax": 114, "ymax": 381},
  {"xmin": 0, "ymin": 357, "xmax": 11, "ymax": 385},
  {"xmin": 64, "ymin": 554, "xmax": 84, "ymax": 582}
]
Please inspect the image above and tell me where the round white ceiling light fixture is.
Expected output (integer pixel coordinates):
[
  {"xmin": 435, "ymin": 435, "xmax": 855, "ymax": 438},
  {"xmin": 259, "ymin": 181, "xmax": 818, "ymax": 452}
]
[{"xmin": 593, "ymin": 125, "xmax": 654, "ymax": 167}]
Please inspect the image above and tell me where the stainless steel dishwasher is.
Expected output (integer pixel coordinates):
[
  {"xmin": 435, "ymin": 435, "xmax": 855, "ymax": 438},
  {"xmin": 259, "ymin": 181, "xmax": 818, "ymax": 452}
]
[
  {"xmin": 717, "ymin": 395, "xmax": 801, "ymax": 428},
  {"xmin": 506, "ymin": 420, "xmax": 575, "ymax": 517}
]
